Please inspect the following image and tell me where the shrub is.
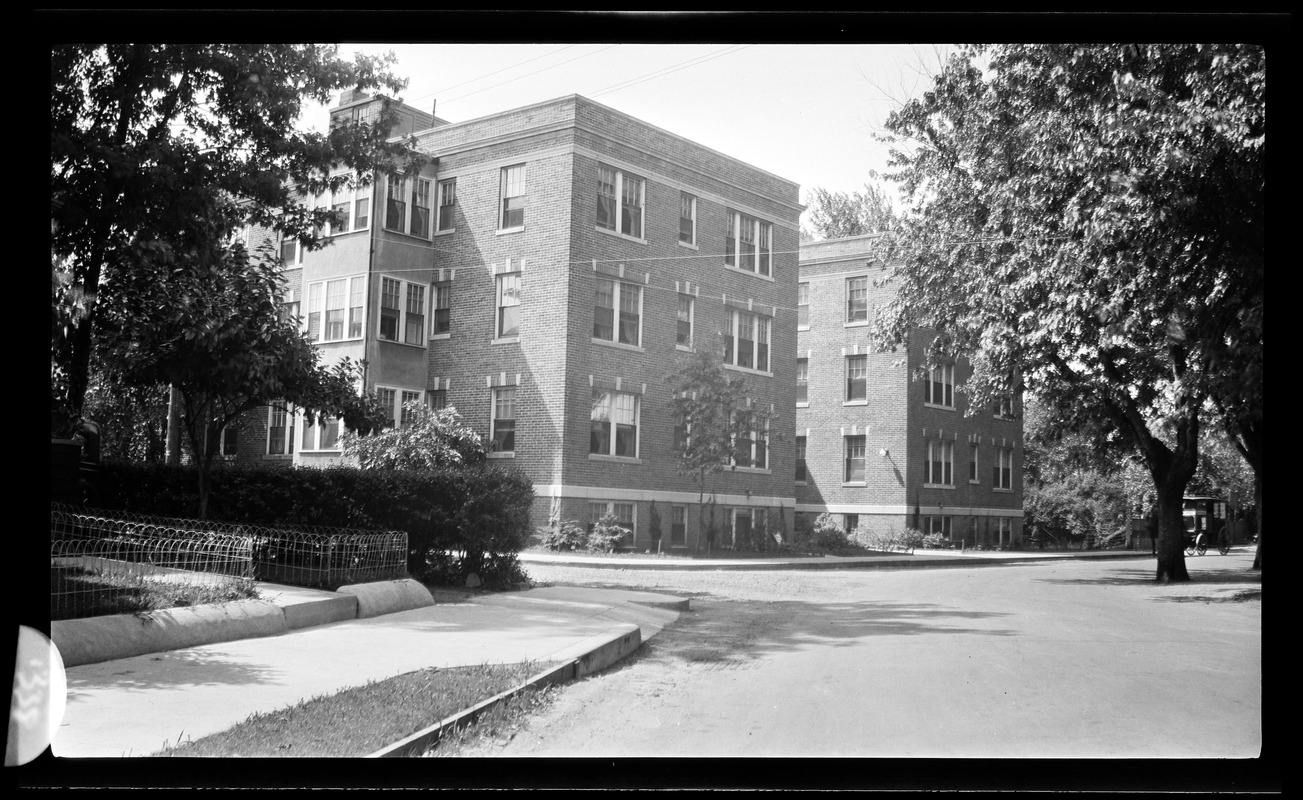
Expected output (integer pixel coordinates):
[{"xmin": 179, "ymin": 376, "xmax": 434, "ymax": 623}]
[
  {"xmin": 811, "ymin": 512, "xmax": 851, "ymax": 550},
  {"xmin": 852, "ymin": 526, "xmax": 923, "ymax": 553},
  {"xmin": 539, "ymin": 520, "xmax": 586, "ymax": 552},
  {"xmin": 920, "ymin": 533, "xmax": 952, "ymax": 550},
  {"xmin": 586, "ymin": 514, "xmax": 629, "ymax": 553}
]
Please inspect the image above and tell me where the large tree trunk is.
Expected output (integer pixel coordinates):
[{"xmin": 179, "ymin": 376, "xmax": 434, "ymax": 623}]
[
  {"xmin": 1251, "ymin": 468, "xmax": 1262, "ymax": 571},
  {"xmin": 1153, "ymin": 481, "xmax": 1190, "ymax": 583}
]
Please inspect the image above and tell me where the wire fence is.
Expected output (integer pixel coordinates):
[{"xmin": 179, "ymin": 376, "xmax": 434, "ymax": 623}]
[{"xmin": 50, "ymin": 504, "xmax": 409, "ymax": 593}]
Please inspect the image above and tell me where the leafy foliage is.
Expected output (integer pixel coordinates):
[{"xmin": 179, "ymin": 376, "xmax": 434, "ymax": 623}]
[
  {"xmin": 341, "ymin": 402, "xmax": 487, "ymax": 471},
  {"xmin": 539, "ymin": 520, "xmax": 587, "ymax": 553},
  {"xmin": 802, "ymin": 182, "xmax": 899, "ymax": 241},
  {"xmin": 873, "ymin": 44, "xmax": 1264, "ymax": 581},
  {"xmin": 585, "ymin": 514, "xmax": 629, "ymax": 553}
]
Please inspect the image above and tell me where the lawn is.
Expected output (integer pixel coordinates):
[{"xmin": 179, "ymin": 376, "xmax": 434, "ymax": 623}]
[{"xmin": 50, "ymin": 565, "xmax": 260, "ymax": 621}]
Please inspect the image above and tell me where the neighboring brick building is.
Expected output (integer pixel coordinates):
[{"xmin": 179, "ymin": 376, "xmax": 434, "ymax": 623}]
[
  {"xmin": 239, "ymin": 91, "xmax": 804, "ymax": 550},
  {"xmin": 795, "ymin": 234, "xmax": 1024, "ymax": 547}
]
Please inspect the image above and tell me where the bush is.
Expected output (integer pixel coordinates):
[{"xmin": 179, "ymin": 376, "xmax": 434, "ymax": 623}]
[
  {"xmin": 919, "ymin": 533, "xmax": 953, "ymax": 550},
  {"xmin": 539, "ymin": 520, "xmax": 586, "ymax": 552},
  {"xmin": 586, "ymin": 514, "xmax": 629, "ymax": 553},
  {"xmin": 810, "ymin": 512, "xmax": 851, "ymax": 550},
  {"xmin": 852, "ymin": 526, "xmax": 922, "ymax": 553}
]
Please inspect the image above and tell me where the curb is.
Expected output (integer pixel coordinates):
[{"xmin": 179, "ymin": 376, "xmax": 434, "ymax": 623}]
[
  {"xmin": 367, "ymin": 623, "xmax": 644, "ymax": 758},
  {"xmin": 517, "ymin": 550, "xmax": 1157, "ymax": 571}
]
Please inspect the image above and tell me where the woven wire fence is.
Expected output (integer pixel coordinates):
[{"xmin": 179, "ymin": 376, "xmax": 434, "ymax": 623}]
[{"xmin": 51, "ymin": 504, "xmax": 408, "ymax": 590}]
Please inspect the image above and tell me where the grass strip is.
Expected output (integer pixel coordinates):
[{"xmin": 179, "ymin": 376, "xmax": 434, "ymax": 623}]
[
  {"xmin": 153, "ymin": 661, "xmax": 552, "ymax": 758},
  {"xmin": 51, "ymin": 567, "xmax": 259, "ymax": 621}
]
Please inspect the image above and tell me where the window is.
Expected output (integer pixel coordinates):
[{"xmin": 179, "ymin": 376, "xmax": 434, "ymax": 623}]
[
  {"xmin": 994, "ymin": 395, "xmax": 1014, "ymax": 419},
  {"xmin": 671, "ymin": 505, "xmax": 687, "ymax": 546},
  {"xmin": 432, "ymin": 284, "xmax": 451, "ymax": 335},
  {"xmin": 996, "ymin": 517, "xmax": 1013, "ymax": 545},
  {"xmin": 595, "ymin": 164, "xmax": 645, "ymax": 239},
  {"xmin": 676, "ymin": 294, "xmax": 694, "ymax": 348},
  {"xmin": 377, "ymin": 387, "xmax": 397, "ymax": 429},
  {"xmin": 970, "ymin": 443, "xmax": 980, "ymax": 483},
  {"xmin": 588, "ymin": 501, "xmax": 635, "ymax": 541},
  {"xmin": 327, "ymin": 174, "xmax": 370, "ymax": 234},
  {"xmin": 306, "ymin": 276, "xmax": 365, "ymax": 343},
  {"xmin": 496, "ymin": 272, "xmax": 521, "ymax": 339},
  {"xmin": 844, "ymin": 514, "xmax": 860, "ymax": 536},
  {"xmin": 266, "ymin": 405, "xmax": 295, "ymax": 456},
  {"xmin": 378, "ymin": 277, "xmax": 425, "ymax": 346},
  {"xmin": 400, "ymin": 390, "xmax": 421, "ymax": 427},
  {"xmin": 301, "ymin": 416, "xmax": 341, "ymax": 452},
  {"xmin": 385, "ymin": 173, "xmax": 406, "ymax": 231},
  {"xmin": 847, "ymin": 277, "xmax": 868, "ymax": 323},
  {"xmin": 795, "ymin": 436, "xmax": 807, "ymax": 483},
  {"xmin": 733, "ymin": 415, "xmax": 767, "ymax": 469},
  {"xmin": 846, "ymin": 355, "xmax": 867, "ymax": 402},
  {"xmin": 590, "ymin": 390, "xmax": 639, "ymax": 458},
  {"xmin": 427, "ymin": 389, "xmax": 448, "ymax": 410},
  {"xmin": 410, "ymin": 178, "xmax": 431, "ymax": 238},
  {"xmin": 724, "ymin": 210, "xmax": 772, "ymax": 277},
  {"xmin": 280, "ymin": 290, "xmax": 301, "ymax": 326},
  {"xmin": 280, "ymin": 234, "xmax": 304, "ymax": 267},
  {"xmin": 672, "ymin": 411, "xmax": 688, "ymax": 453},
  {"xmin": 924, "ymin": 439, "xmax": 954, "ymax": 487},
  {"xmin": 491, "ymin": 387, "xmax": 516, "ymax": 454},
  {"xmin": 844, "ymin": 435, "xmax": 866, "ymax": 483},
  {"xmin": 724, "ymin": 309, "xmax": 771, "ymax": 372},
  {"xmin": 797, "ymin": 358, "xmax": 809, "ymax": 404},
  {"xmin": 593, "ymin": 278, "xmax": 641, "ymax": 347},
  {"xmin": 923, "ymin": 363, "xmax": 955, "ymax": 408},
  {"xmin": 384, "ymin": 174, "xmax": 431, "ymax": 238},
  {"xmin": 436, "ymin": 178, "xmax": 456, "ymax": 232},
  {"xmin": 679, "ymin": 192, "xmax": 696, "ymax": 246},
  {"xmin": 204, "ymin": 421, "xmax": 237, "ymax": 457},
  {"xmin": 798, "ymin": 282, "xmax": 809, "ymax": 328},
  {"xmin": 924, "ymin": 516, "xmax": 952, "ymax": 539},
  {"xmin": 500, "ymin": 164, "xmax": 525, "ymax": 230},
  {"xmin": 378, "ymin": 387, "xmax": 424, "ymax": 430},
  {"xmin": 993, "ymin": 446, "xmax": 1013, "ymax": 490}
]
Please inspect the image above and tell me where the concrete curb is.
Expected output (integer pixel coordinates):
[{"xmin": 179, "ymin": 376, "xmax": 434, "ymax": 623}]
[
  {"xmin": 336, "ymin": 578, "xmax": 435, "ymax": 618},
  {"xmin": 517, "ymin": 550, "xmax": 1157, "ymax": 571},
  {"xmin": 367, "ymin": 623, "xmax": 644, "ymax": 758}
]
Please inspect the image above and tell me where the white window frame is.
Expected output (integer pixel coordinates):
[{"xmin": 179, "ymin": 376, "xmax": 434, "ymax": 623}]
[
  {"xmin": 795, "ymin": 435, "xmax": 807, "ymax": 483},
  {"xmin": 265, "ymin": 404, "xmax": 295, "ymax": 457},
  {"xmin": 731, "ymin": 416, "xmax": 768, "ymax": 472},
  {"xmin": 994, "ymin": 395, "xmax": 1015, "ymax": 419},
  {"xmin": 436, "ymin": 177, "xmax": 456, "ymax": 233},
  {"xmin": 797, "ymin": 282, "xmax": 809, "ymax": 329},
  {"xmin": 280, "ymin": 233, "xmax": 305, "ymax": 267},
  {"xmin": 378, "ymin": 276, "xmax": 426, "ymax": 347},
  {"xmin": 495, "ymin": 272, "xmax": 522, "ymax": 341},
  {"xmin": 299, "ymin": 414, "xmax": 342, "ymax": 453},
  {"xmin": 203, "ymin": 421, "xmax": 238, "ymax": 459},
  {"xmin": 490, "ymin": 386, "xmax": 517, "ymax": 456},
  {"xmin": 924, "ymin": 363, "xmax": 955, "ymax": 409},
  {"xmin": 796, "ymin": 358, "xmax": 809, "ymax": 405},
  {"xmin": 382, "ymin": 173, "xmax": 433, "ymax": 239},
  {"xmin": 924, "ymin": 439, "xmax": 955, "ymax": 488},
  {"xmin": 590, "ymin": 389, "xmax": 640, "ymax": 460},
  {"xmin": 326, "ymin": 172, "xmax": 371, "ymax": 235},
  {"xmin": 376, "ymin": 386, "xmax": 425, "ymax": 430},
  {"xmin": 670, "ymin": 505, "xmax": 687, "ymax": 547},
  {"xmin": 846, "ymin": 276, "xmax": 869, "ymax": 324},
  {"xmin": 676, "ymin": 293, "xmax": 694, "ymax": 350},
  {"xmin": 595, "ymin": 164, "xmax": 645, "ymax": 240},
  {"xmin": 845, "ymin": 355, "xmax": 867, "ymax": 403},
  {"xmin": 844, "ymin": 434, "xmax": 866, "ymax": 484},
  {"xmin": 499, "ymin": 164, "xmax": 526, "ymax": 231},
  {"xmin": 994, "ymin": 446, "xmax": 1014, "ymax": 490},
  {"xmin": 678, "ymin": 191, "xmax": 697, "ymax": 247},
  {"xmin": 723, "ymin": 308, "xmax": 772, "ymax": 374},
  {"xmin": 924, "ymin": 515, "xmax": 953, "ymax": 539},
  {"xmin": 592, "ymin": 278, "xmax": 642, "ymax": 348},
  {"xmin": 588, "ymin": 501, "xmax": 636, "ymax": 541},
  {"xmin": 306, "ymin": 275, "xmax": 366, "ymax": 343},
  {"xmin": 431, "ymin": 283, "xmax": 451, "ymax": 338},
  {"xmin": 724, "ymin": 210, "xmax": 772, "ymax": 278},
  {"xmin": 969, "ymin": 443, "xmax": 980, "ymax": 484}
]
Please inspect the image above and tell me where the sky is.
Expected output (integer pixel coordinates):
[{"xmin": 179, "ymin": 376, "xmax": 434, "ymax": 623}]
[{"xmin": 306, "ymin": 43, "xmax": 956, "ymax": 225}]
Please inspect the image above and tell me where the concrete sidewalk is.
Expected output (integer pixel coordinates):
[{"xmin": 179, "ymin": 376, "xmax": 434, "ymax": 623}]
[{"xmin": 51, "ymin": 583, "xmax": 687, "ymax": 758}]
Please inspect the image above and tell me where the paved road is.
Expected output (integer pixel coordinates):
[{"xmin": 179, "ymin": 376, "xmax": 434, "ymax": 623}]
[{"xmin": 459, "ymin": 552, "xmax": 1262, "ymax": 759}]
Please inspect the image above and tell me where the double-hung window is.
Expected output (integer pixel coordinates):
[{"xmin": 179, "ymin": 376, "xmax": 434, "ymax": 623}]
[
  {"xmin": 796, "ymin": 436, "xmax": 808, "ymax": 483},
  {"xmin": 994, "ymin": 395, "xmax": 1014, "ymax": 419},
  {"xmin": 436, "ymin": 178, "xmax": 456, "ymax": 232},
  {"xmin": 797, "ymin": 358, "xmax": 809, "ymax": 404},
  {"xmin": 378, "ymin": 277, "xmax": 425, "ymax": 346},
  {"xmin": 993, "ymin": 446, "xmax": 1014, "ymax": 490},
  {"xmin": 377, "ymin": 387, "xmax": 397, "ymax": 429},
  {"xmin": 970, "ymin": 443, "xmax": 980, "ymax": 483},
  {"xmin": 500, "ymin": 164, "xmax": 525, "ymax": 230},
  {"xmin": 410, "ymin": 178, "xmax": 431, "ymax": 238},
  {"xmin": 924, "ymin": 439, "xmax": 954, "ymax": 487},
  {"xmin": 846, "ymin": 355, "xmax": 867, "ymax": 402},
  {"xmin": 846, "ymin": 277, "xmax": 868, "ymax": 323},
  {"xmin": 595, "ymin": 164, "xmax": 644, "ymax": 239},
  {"xmin": 204, "ymin": 421, "xmax": 237, "ymax": 458},
  {"xmin": 798, "ymin": 282, "xmax": 809, "ymax": 328},
  {"xmin": 385, "ymin": 173, "xmax": 406, "ymax": 232},
  {"xmin": 924, "ymin": 363, "xmax": 955, "ymax": 408},
  {"xmin": 301, "ymin": 416, "xmax": 341, "ymax": 452},
  {"xmin": 732, "ymin": 413, "xmax": 768, "ymax": 470},
  {"xmin": 670, "ymin": 506, "xmax": 686, "ymax": 546},
  {"xmin": 431, "ymin": 284, "xmax": 451, "ymax": 335},
  {"xmin": 384, "ymin": 173, "xmax": 432, "ymax": 238},
  {"xmin": 679, "ymin": 192, "xmax": 696, "ymax": 246},
  {"xmin": 266, "ymin": 405, "xmax": 295, "ymax": 456},
  {"xmin": 491, "ymin": 387, "xmax": 516, "ymax": 454},
  {"xmin": 306, "ymin": 276, "xmax": 366, "ymax": 343},
  {"xmin": 590, "ymin": 390, "xmax": 639, "ymax": 458},
  {"xmin": 844, "ymin": 435, "xmax": 866, "ymax": 483},
  {"xmin": 724, "ymin": 210, "xmax": 772, "ymax": 277},
  {"xmin": 723, "ymin": 309, "xmax": 771, "ymax": 372},
  {"xmin": 676, "ymin": 294, "xmax": 694, "ymax": 348},
  {"xmin": 328, "ymin": 173, "xmax": 370, "ymax": 234},
  {"xmin": 496, "ymin": 272, "xmax": 521, "ymax": 339},
  {"xmin": 593, "ymin": 278, "xmax": 641, "ymax": 347},
  {"xmin": 427, "ymin": 389, "xmax": 448, "ymax": 411},
  {"xmin": 280, "ymin": 234, "xmax": 304, "ymax": 267},
  {"xmin": 379, "ymin": 388, "xmax": 425, "ymax": 429},
  {"xmin": 588, "ymin": 501, "xmax": 635, "ymax": 540},
  {"xmin": 924, "ymin": 516, "xmax": 953, "ymax": 539}
]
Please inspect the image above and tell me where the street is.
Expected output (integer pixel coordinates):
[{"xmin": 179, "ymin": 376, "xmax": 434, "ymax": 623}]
[{"xmin": 458, "ymin": 552, "xmax": 1262, "ymax": 759}]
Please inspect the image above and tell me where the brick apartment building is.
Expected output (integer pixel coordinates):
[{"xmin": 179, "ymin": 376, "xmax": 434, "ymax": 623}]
[
  {"xmin": 795, "ymin": 235, "xmax": 1024, "ymax": 547},
  {"xmin": 230, "ymin": 90, "xmax": 804, "ymax": 550}
]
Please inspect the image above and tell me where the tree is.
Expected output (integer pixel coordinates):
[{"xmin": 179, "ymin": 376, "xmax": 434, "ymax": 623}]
[
  {"xmin": 802, "ymin": 182, "xmax": 899, "ymax": 241},
  {"xmin": 98, "ymin": 216, "xmax": 386, "ymax": 518},
  {"xmin": 341, "ymin": 401, "xmax": 487, "ymax": 471},
  {"xmin": 874, "ymin": 44, "xmax": 1264, "ymax": 582},
  {"xmin": 666, "ymin": 347, "xmax": 778, "ymax": 552},
  {"xmin": 51, "ymin": 43, "xmax": 420, "ymax": 438}
]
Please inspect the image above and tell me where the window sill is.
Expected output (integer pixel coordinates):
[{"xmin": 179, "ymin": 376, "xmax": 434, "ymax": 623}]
[
  {"xmin": 729, "ymin": 466, "xmax": 771, "ymax": 475},
  {"xmin": 491, "ymin": 336, "xmax": 521, "ymax": 345},
  {"xmin": 969, "ymin": 479, "xmax": 981, "ymax": 485},
  {"xmin": 326, "ymin": 227, "xmax": 370, "ymax": 239},
  {"xmin": 434, "ymin": 228, "xmax": 455, "ymax": 237},
  {"xmin": 796, "ymin": 480, "xmax": 808, "ymax": 486},
  {"xmin": 923, "ymin": 483, "xmax": 956, "ymax": 490},
  {"xmin": 592, "ymin": 337, "xmax": 644, "ymax": 353},
  {"xmin": 595, "ymin": 226, "xmax": 648, "ymax": 245},
  {"xmin": 722, "ymin": 263, "xmax": 775, "ymax": 282},
  {"xmin": 678, "ymin": 239, "xmax": 698, "ymax": 250},
  {"xmin": 675, "ymin": 343, "xmax": 694, "ymax": 352},
  {"xmin": 496, "ymin": 226, "xmax": 525, "ymax": 236},
  {"xmin": 378, "ymin": 338, "xmax": 428, "ymax": 349},
  {"xmin": 263, "ymin": 454, "xmax": 293, "ymax": 460},
  {"xmin": 842, "ymin": 482, "xmax": 867, "ymax": 488},
  {"xmin": 312, "ymin": 336, "xmax": 365, "ymax": 345},
  {"xmin": 588, "ymin": 454, "xmax": 641, "ymax": 465},
  {"xmin": 722, "ymin": 363, "xmax": 772, "ymax": 379},
  {"xmin": 796, "ymin": 402, "xmax": 809, "ymax": 408},
  {"xmin": 844, "ymin": 320, "xmax": 870, "ymax": 328},
  {"xmin": 488, "ymin": 451, "xmax": 516, "ymax": 459},
  {"xmin": 843, "ymin": 400, "xmax": 868, "ymax": 406},
  {"xmin": 797, "ymin": 325, "xmax": 810, "ymax": 332},
  {"xmin": 301, "ymin": 449, "xmax": 343, "ymax": 455},
  {"xmin": 993, "ymin": 487, "xmax": 1013, "ymax": 493},
  {"xmin": 430, "ymin": 332, "xmax": 451, "ymax": 341},
  {"xmin": 923, "ymin": 403, "xmax": 956, "ymax": 411}
]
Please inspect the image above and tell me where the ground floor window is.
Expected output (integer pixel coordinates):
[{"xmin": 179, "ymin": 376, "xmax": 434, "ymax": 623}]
[
  {"xmin": 300, "ymin": 415, "xmax": 341, "ymax": 452},
  {"xmin": 671, "ymin": 505, "xmax": 687, "ymax": 546},
  {"xmin": 588, "ymin": 501, "xmax": 636, "ymax": 544},
  {"xmin": 923, "ymin": 515, "xmax": 952, "ymax": 539}
]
